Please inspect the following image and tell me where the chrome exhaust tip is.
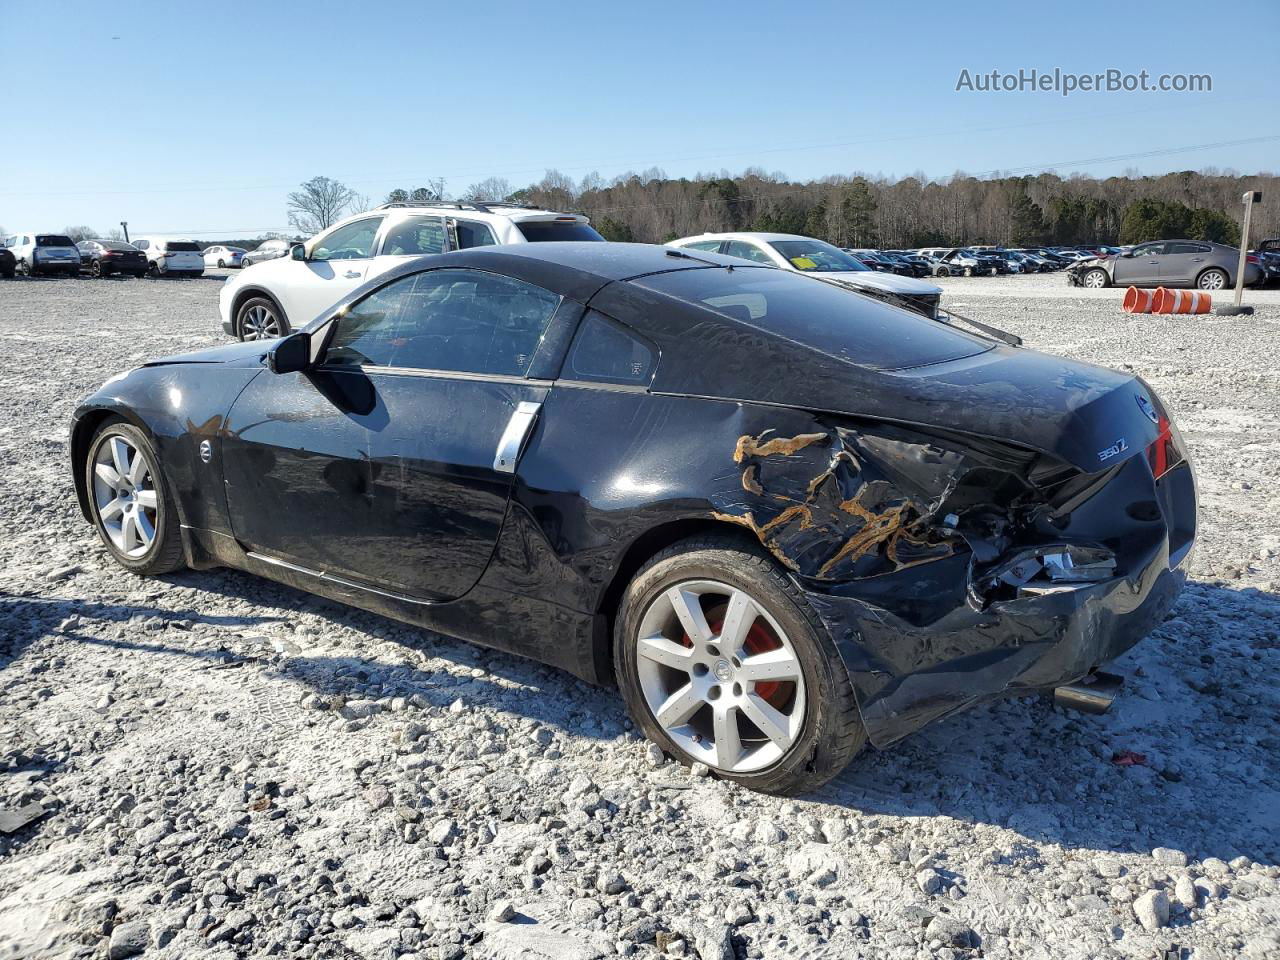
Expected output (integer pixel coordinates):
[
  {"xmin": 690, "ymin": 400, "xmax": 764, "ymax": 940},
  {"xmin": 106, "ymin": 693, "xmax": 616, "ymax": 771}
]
[{"xmin": 1054, "ymin": 671, "xmax": 1124, "ymax": 715}]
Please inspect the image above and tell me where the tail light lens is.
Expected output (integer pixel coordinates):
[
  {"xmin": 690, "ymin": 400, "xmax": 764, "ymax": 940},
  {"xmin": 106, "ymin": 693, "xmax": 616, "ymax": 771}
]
[
  {"xmin": 1246, "ymin": 254, "xmax": 1260, "ymax": 264},
  {"xmin": 1145, "ymin": 394, "xmax": 1187, "ymax": 480}
]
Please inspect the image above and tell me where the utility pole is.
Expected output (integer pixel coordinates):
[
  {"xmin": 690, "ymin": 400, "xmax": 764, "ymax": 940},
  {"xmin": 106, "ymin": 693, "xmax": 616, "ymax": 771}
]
[
  {"xmin": 1218, "ymin": 191, "xmax": 1260, "ymax": 316},
  {"xmin": 120, "ymin": 221, "xmax": 129, "ymax": 243}
]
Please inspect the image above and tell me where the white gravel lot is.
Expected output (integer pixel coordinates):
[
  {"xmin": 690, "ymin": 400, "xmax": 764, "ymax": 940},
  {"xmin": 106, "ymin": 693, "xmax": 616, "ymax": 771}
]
[{"xmin": 1, "ymin": 270, "xmax": 1278, "ymax": 960}]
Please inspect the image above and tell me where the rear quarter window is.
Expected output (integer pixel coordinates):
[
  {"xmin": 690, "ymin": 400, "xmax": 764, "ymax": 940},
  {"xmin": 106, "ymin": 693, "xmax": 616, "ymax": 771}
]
[
  {"xmin": 564, "ymin": 311, "xmax": 657, "ymax": 386},
  {"xmin": 515, "ymin": 220, "xmax": 605, "ymax": 243}
]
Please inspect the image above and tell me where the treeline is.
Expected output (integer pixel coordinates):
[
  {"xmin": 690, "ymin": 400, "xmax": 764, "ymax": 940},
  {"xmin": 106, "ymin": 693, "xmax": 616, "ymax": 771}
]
[{"xmin": 504, "ymin": 168, "xmax": 1278, "ymax": 249}]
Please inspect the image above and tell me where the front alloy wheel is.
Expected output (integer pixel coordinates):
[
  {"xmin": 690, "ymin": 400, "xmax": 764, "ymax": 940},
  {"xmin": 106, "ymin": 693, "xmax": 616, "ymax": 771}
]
[
  {"xmin": 1082, "ymin": 268, "xmax": 1109, "ymax": 289},
  {"xmin": 237, "ymin": 298, "xmax": 285, "ymax": 341},
  {"xmin": 86, "ymin": 421, "xmax": 185, "ymax": 575}
]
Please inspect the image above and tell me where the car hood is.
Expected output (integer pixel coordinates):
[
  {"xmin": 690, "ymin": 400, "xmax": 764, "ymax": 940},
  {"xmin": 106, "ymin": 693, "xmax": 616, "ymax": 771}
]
[
  {"xmin": 143, "ymin": 340, "xmax": 272, "ymax": 368},
  {"xmin": 809, "ymin": 271, "xmax": 942, "ymax": 295}
]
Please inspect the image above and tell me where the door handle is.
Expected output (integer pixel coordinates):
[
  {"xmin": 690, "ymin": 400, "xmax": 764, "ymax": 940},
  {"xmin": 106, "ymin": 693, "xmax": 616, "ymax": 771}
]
[
  {"xmin": 493, "ymin": 401, "xmax": 542, "ymax": 474},
  {"xmin": 1190, "ymin": 258, "xmax": 1204, "ymax": 262},
  {"xmin": 344, "ymin": 270, "xmax": 362, "ymax": 279}
]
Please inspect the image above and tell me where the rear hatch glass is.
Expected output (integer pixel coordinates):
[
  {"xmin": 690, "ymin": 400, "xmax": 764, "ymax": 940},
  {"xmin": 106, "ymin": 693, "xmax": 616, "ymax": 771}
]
[
  {"xmin": 633, "ymin": 268, "xmax": 990, "ymax": 371},
  {"xmin": 516, "ymin": 220, "xmax": 605, "ymax": 243},
  {"xmin": 36, "ymin": 235, "xmax": 75, "ymax": 247},
  {"xmin": 165, "ymin": 241, "xmax": 201, "ymax": 252}
]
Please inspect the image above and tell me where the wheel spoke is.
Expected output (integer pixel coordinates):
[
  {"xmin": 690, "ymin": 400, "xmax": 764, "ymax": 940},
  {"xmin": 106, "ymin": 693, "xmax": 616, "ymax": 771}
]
[
  {"xmin": 95, "ymin": 462, "xmax": 122, "ymax": 488},
  {"xmin": 741, "ymin": 693, "xmax": 792, "ymax": 749},
  {"xmin": 654, "ymin": 682, "xmax": 703, "ymax": 730},
  {"xmin": 712, "ymin": 704, "xmax": 744, "ymax": 769},
  {"xmin": 135, "ymin": 510, "xmax": 155, "ymax": 548},
  {"xmin": 110, "ymin": 438, "xmax": 131, "ymax": 480},
  {"xmin": 717, "ymin": 589, "xmax": 758, "ymax": 656},
  {"xmin": 636, "ymin": 634, "xmax": 694, "ymax": 671},
  {"xmin": 135, "ymin": 489, "xmax": 158, "ymax": 509},
  {"xmin": 738, "ymin": 647, "xmax": 801, "ymax": 683},
  {"xmin": 99, "ymin": 498, "xmax": 124, "ymax": 521},
  {"xmin": 120, "ymin": 511, "xmax": 139, "ymax": 551},
  {"xmin": 667, "ymin": 586, "xmax": 713, "ymax": 646},
  {"xmin": 128, "ymin": 450, "xmax": 148, "ymax": 484}
]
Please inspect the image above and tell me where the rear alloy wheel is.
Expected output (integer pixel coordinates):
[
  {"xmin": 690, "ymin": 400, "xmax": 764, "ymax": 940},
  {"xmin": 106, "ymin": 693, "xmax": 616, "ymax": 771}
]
[
  {"xmin": 237, "ymin": 297, "xmax": 286, "ymax": 341},
  {"xmin": 217, "ymin": 259, "xmax": 226, "ymax": 268},
  {"xmin": 86, "ymin": 421, "xmax": 185, "ymax": 575},
  {"xmin": 616, "ymin": 535, "xmax": 866, "ymax": 795},
  {"xmin": 1082, "ymin": 268, "xmax": 1109, "ymax": 289},
  {"xmin": 91, "ymin": 260, "xmax": 103, "ymax": 278},
  {"xmin": 1197, "ymin": 268, "xmax": 1228, "ymax": 291}
]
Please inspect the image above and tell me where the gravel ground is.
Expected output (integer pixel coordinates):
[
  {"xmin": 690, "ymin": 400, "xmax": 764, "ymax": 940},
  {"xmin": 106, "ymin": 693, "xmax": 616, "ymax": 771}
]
[{"xmin": 2, "ymin": 271, "xmax": 1279, "ymax": 960}]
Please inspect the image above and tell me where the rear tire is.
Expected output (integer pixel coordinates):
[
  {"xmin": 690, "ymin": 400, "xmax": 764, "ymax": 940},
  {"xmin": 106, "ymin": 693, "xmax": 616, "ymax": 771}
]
[
  {"xmin": 217, "ymin": 259, "xmax": 226, "ymax": 268},
  {"xmin": 614, "ymin": 534, "xmax": 866, "ymax": 796},
  {"xmin": 91, "ymin": 260, "xmax": 103, "ymax": 278},
  {"xmin": 1197, "ymin": 268, "xmax": 1228, "ymax": 291},
  {"xmin": 84, "ymin": 419, "xmax": 186, "ymax": 576}
]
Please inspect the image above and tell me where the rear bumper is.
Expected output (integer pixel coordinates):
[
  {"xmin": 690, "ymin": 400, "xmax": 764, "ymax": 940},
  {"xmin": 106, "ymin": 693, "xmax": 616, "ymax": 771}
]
[{"xmin": 805, "ymin": 458, "xmax": 1196, "ymax": 748}]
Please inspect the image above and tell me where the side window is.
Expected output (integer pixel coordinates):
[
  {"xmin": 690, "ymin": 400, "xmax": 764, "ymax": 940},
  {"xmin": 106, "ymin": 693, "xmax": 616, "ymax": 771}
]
[
  {"xmin": 311, "ymin": 217, "xmax": 382, "ymax": 261},
  {"xmin": 380, "ymin": 217, "xmax": 446, "ymax": 257},
  {"xmin": 1167, "ymin": 242, "xmax": 1209, "ymax": 255},
  {"xmin": 723, "ymin": 241, "xmax": 774, "ymax": 265},
  {"xmin": 1135, "ymin": 242, "xmax": 1166, "ymax": 256},
  {"xmin": 325, "ymin": 269, "xmax": 561, "ymax": 377},
  {"xmin": 136, "ymin": 240, "xmax": 148, "ymax": 250},
  {"xmin": 681, "ymin": 240, "xmax": 722, "ymax": 252},
  {"xmin": 453, "ymin": 220, "xmax": 497, "ymax": 249},
  {"xmin": 564, "ymin": 311, "xmax": 657, "ymax": 386}
]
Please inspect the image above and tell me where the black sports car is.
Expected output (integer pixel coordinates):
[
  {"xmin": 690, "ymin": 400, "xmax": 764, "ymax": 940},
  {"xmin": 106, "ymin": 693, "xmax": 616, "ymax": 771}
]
[{"xmin": 70, "ymin": 243, "xmax": 1197, "ymax": 795}]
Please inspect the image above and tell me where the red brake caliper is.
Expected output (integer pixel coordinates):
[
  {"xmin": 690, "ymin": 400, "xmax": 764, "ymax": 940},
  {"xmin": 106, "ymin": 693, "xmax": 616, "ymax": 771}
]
[{"xmin": 684, "ymin": 606, "xmax": 788, "ymax": 707}]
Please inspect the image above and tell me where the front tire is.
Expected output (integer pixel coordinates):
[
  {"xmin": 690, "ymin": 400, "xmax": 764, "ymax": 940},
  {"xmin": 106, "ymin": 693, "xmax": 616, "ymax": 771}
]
[
  {"xmin": 84, "ymin": 420, "xmax": 186, "ymax": 576},
  {"xmin": 216, "ymin": 259, "xmax": 226, "ymax": 268},
  {"xmin": 236, "ymin": 296, "xmax": 287, "ymax": 341},
  {"xmin": 1197, "ymin": 268, "xmax": 1228, "ymax": 291},
  {"xmin": 614, "ymin": 535, "xmax": 866, "ymax": 795},
  {"xmin": 1082, "ymin": 268, "xmax": 1109, "ymax": 289}
]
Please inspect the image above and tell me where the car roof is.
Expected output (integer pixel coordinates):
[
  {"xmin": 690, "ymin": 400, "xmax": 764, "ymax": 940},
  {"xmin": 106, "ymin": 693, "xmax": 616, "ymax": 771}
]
[{"xmin": 673, "ymin": 232, "xmax": 819, "ymax": 243}]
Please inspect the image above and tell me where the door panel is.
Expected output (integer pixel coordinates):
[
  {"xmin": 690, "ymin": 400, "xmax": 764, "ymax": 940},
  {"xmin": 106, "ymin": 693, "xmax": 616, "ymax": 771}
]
[
  {"xmin": 222, "ymin": 369, "xmax": 548, "ymax": 601},
  {"xmin": 288, "ymin": 217, "xmax": 384, "ymax": 325},
  {"xmin": 1113, "ymin": 243, "xmax": 1164, "ymax": 284}
]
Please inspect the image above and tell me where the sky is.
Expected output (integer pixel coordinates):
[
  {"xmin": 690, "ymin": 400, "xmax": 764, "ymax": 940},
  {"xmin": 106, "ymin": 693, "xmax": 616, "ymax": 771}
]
[{"xmin": 1, "ymin": 1, "xmax": 1276, "ymax": 238}]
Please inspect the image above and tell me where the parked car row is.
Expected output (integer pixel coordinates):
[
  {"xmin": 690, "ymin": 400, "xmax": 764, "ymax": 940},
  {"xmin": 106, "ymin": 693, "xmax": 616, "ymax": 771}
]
[{"xmin": 0, "ymin": 233, "xmax": 207, "ymax": 278}]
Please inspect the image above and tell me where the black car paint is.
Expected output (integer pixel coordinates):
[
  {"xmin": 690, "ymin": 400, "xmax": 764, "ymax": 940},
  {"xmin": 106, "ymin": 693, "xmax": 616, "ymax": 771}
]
[{"xmin": 71, "ymin": 243, "xmax": 1196, "ymax": 749}]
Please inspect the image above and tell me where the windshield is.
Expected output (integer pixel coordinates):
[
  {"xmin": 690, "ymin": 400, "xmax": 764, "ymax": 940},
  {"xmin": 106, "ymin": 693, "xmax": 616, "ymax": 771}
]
[
  {"xmin": 36, "ymin": 235, "xmax": 75, "ymax": 247},
  {"xmin": 633, "ymin": 268, "xmax": 989, "ymax": 371},
  {"xmin": 516, "ymin": 220, "xmax": 605, "ymax": 242},
  {"xmin": 102, "ymin": 242, "xmax": 138, "ymax": 251},
  {"xmin": 770, "ymin": 240, "xmax": 870, "ymax": 273}
]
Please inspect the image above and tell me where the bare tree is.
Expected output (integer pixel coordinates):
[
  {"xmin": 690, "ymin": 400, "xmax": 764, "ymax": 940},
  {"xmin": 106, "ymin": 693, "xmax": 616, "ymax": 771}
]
[
  {"xmin": 346, "ymin": 191, "xmax": 374, "ymax": 216},
  {"xmin": 463, "ymin": 176, "xmax": 514, "ymax": 201},
  {"xmin": 63, "ymin": 225, "xmax": 98, "ymax": 241},
  {"xmin": 105, "ymin": 228, "xmax": 125, "ymax": 241},
  {"xmin": 287, "ymin": 176, "xmax": 356, "ymax": 234}
]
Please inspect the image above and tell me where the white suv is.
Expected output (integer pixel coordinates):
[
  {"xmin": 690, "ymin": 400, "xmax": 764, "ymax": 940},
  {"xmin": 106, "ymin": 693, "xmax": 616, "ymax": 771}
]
[
  {"xmin": 2, "ymin": 232, "xmax": 81, "ymax": 277},
  {"xmin": 219, "ymin": 201, "xmax": 603, "ymax": 340},
  {"xmin": 132, "ymin": 237, "xmax": 206, "ymax": 277}
]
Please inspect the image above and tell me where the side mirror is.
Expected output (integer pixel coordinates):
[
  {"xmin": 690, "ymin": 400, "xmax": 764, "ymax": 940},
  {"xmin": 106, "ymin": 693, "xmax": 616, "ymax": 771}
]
[
  {"xmin": 267, "ymin": 331, "xmax": 312, "ymax": 374},
  {"xmin": 1120, "ymin": 250, "xmax": 1135, "ymax": 258},
  {"xmin": 290, "ymin": 243, "xmax": 307, "ymax": 261}
]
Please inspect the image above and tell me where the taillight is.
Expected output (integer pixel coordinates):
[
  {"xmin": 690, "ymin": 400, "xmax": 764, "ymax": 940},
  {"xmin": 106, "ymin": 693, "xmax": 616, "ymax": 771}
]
[
  {"xmin": 1246, "ymin": 254, "xmax": 1260, "ymax": 264},
  {"xmin": 1146, "ymin": 413, "xmax": 1184, "ymax": 480}
]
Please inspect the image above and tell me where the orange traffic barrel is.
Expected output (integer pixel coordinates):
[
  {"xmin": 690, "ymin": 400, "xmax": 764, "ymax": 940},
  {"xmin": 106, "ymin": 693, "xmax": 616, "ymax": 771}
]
[
  {"xmin": 1123, "ymin": 287, "xmax": 1154, "ymax": 313},
  {"xmin": 1152, "ymin": 287, "xmax": 1212, "ymax": 314}
]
